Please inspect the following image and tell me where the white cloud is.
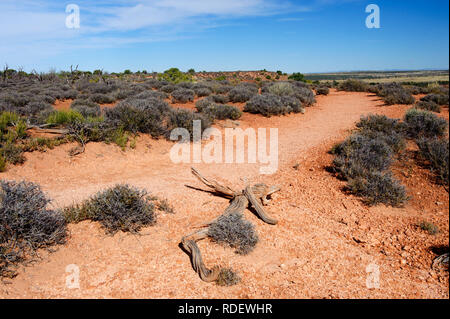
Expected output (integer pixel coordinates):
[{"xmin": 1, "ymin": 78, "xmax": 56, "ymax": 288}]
[{"xmin": 0, "ymin": 0, "xmax": 313, "ymax": 69}]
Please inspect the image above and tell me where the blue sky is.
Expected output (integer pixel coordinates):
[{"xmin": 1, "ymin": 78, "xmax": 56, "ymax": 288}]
[{"xmin": 0, "ymin": 0, "xmax": 448, "ymax": 73}]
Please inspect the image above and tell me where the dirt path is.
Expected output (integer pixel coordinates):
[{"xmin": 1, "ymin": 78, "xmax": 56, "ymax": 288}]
[{"xmin": 1, "ymin": 90, "xmax": 448, "ymax": 298}]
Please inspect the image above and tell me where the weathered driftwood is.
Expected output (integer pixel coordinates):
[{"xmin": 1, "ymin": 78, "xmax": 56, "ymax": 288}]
[
  {"xmin": 26, "ymin": 125, "xmax": 69, "ymax": 135},
  {"xmin": 182, "ymin": 168, "xmax": 281, "ymax": 282}
]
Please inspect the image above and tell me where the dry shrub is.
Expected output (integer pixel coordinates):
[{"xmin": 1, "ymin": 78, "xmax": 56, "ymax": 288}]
[
  {"xmin": 207, "ymin": 212, "xmax": 258, "ymax": 255},
  {"xmin": 1, "ymin": 180, "xmax": 67, "ymax": 278},
  {"xmin": 63, "ymin": 184, "xmax": 160, "ymax": 234}
]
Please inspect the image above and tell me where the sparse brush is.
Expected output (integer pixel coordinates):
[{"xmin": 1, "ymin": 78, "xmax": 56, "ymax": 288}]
[
  {"xmin": 315, "ymin": 86, "xmax": 330, "ymax": 95},
  {"xmin": 207, "ymin": 212, "xmax": 258, "ymax": 255},
  {"xmin": 348, "ymin": 172, "xmax": 408, "ymax": 206},
  {"xmin": 156, "ymin": 198, "xmax": 175, "ymax": 214},
  {"xmin": 171, "ymin": 88, "xmax": 195, "ymax": 103},
  {"xmin": 194, "ymin": 87, "xmax": 213, "ymax": 97},
  {"xmin": 105, "ymin": 98, "xmax": 170, "ymax": 137},
  {"xmin": 377, "ymin": 83, "xmax": 415, "ymax": 105},
  {"xmin": 421, "ymin": 93, "xmax": 449, "ymax": 106},
  {"xmin": 404, "ymin": 108, "xmax": 448, "ymax": 139},
  {"xmin": 419, "ymin": 221, "xmax": 439, "ymax": 235},
  {"xmin": 89, "ymin": 93, "xmax": 116, "ymax": 104},
  {"xmin": 63, "ymin": 184, "xmax": 158, "ymax": 234},
  {"xmin": 166, "ymin": 108, "xmax": 212, "ymax": 140},
  {"xmin": 338, "ymin": 79, "xmax": 368, "ymax": 92},
  {"xmin": 46, "ymin": 110, "xmax": 84, "ymax": 125},
  {"xmin": 416, "ymin": 137, "xmax": 449, "ymax": 185},
  {"xmin": 209, "ymin": 94, "xmax": 230, "ymax": 104},
  {"xmin": 71, "ymin": 99, "xmax": 101, "ymax": 118},
  {"xmin": 160, "ymin": 84, "xmax": 177, "ymax": 93},
  {"xmin": 0, "ymin": 180, "xmax": 67, "ymax": 278},
  {"xmin": 200, "ymin": 103, "xmax": 242, "ymax": 121},
  {"xmin": 332, "ymin": 133, "xmax": 394, "ymax": 180},
  {"xmin": 415, "ymin": 100, "xmax": 441, "ymax": 113},
  {"xmin": 134, "ymin": 90, "xmax": 168, "ymax": 101},
  {"xmin": 244, "ymin": 94, "xmax": 292, "ymax": 117},
  {"xmin": 228, "ymin": 87, "xmax": 257, "ymax": 103},
  {"xmin": 215, "ymin": 268, "xmax": 241, "ymax": 286},
  {"xmin": 266, "ymin": 82, "xmax": 295, "ymax": 96}
]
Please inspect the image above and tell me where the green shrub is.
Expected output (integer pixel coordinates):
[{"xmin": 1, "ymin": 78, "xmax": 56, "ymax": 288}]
[
  {"xmin": 0, "ymin": 112, "xmax": 19, "ymax": 131},
  {"xmin": 159, "ymin": 68, "xmax": 192, "ymax": 84},
  {"xmin": 288, "ymin": 72, "xmax": 305, "ymax": 82},
  {"xmin": 46, "ymin": 110, "xmax": 84, "ymax": 125}
]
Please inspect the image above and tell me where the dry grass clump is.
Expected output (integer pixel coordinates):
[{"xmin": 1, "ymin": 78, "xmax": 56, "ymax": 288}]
[
  {"xmin": 215, "ymin": 268, "xmax": 241, "ymax": 286},
  {"xmin": 1, "ymin": 180, "xmax": 67, "ymax": 278},
  {"xmin": 207, "ymin": 212, "xmax": 259, "ymax": 255},
  {"xmin": 419, "ymin": 221, "xmax": 439, "ymax": 235}
]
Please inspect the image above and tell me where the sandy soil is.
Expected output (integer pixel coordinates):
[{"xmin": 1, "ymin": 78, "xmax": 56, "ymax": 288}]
[{"xmin": 1, "ymin": 90, "xmax": 448, "ymax": 298}]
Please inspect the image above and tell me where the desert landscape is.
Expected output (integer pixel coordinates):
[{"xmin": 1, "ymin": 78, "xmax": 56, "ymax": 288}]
[{"xmin": 0, "ymin": 68, "xmax": 448, "ymax": 298}]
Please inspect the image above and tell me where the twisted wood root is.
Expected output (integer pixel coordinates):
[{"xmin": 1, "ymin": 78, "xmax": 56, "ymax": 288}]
[
  {"xmin": 181, "ymin": 229, "xmax": 220, "ymax": 282},
  {"xmin": 181, "ymin": 168, "xmax": 281, "ymax": 282}
]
